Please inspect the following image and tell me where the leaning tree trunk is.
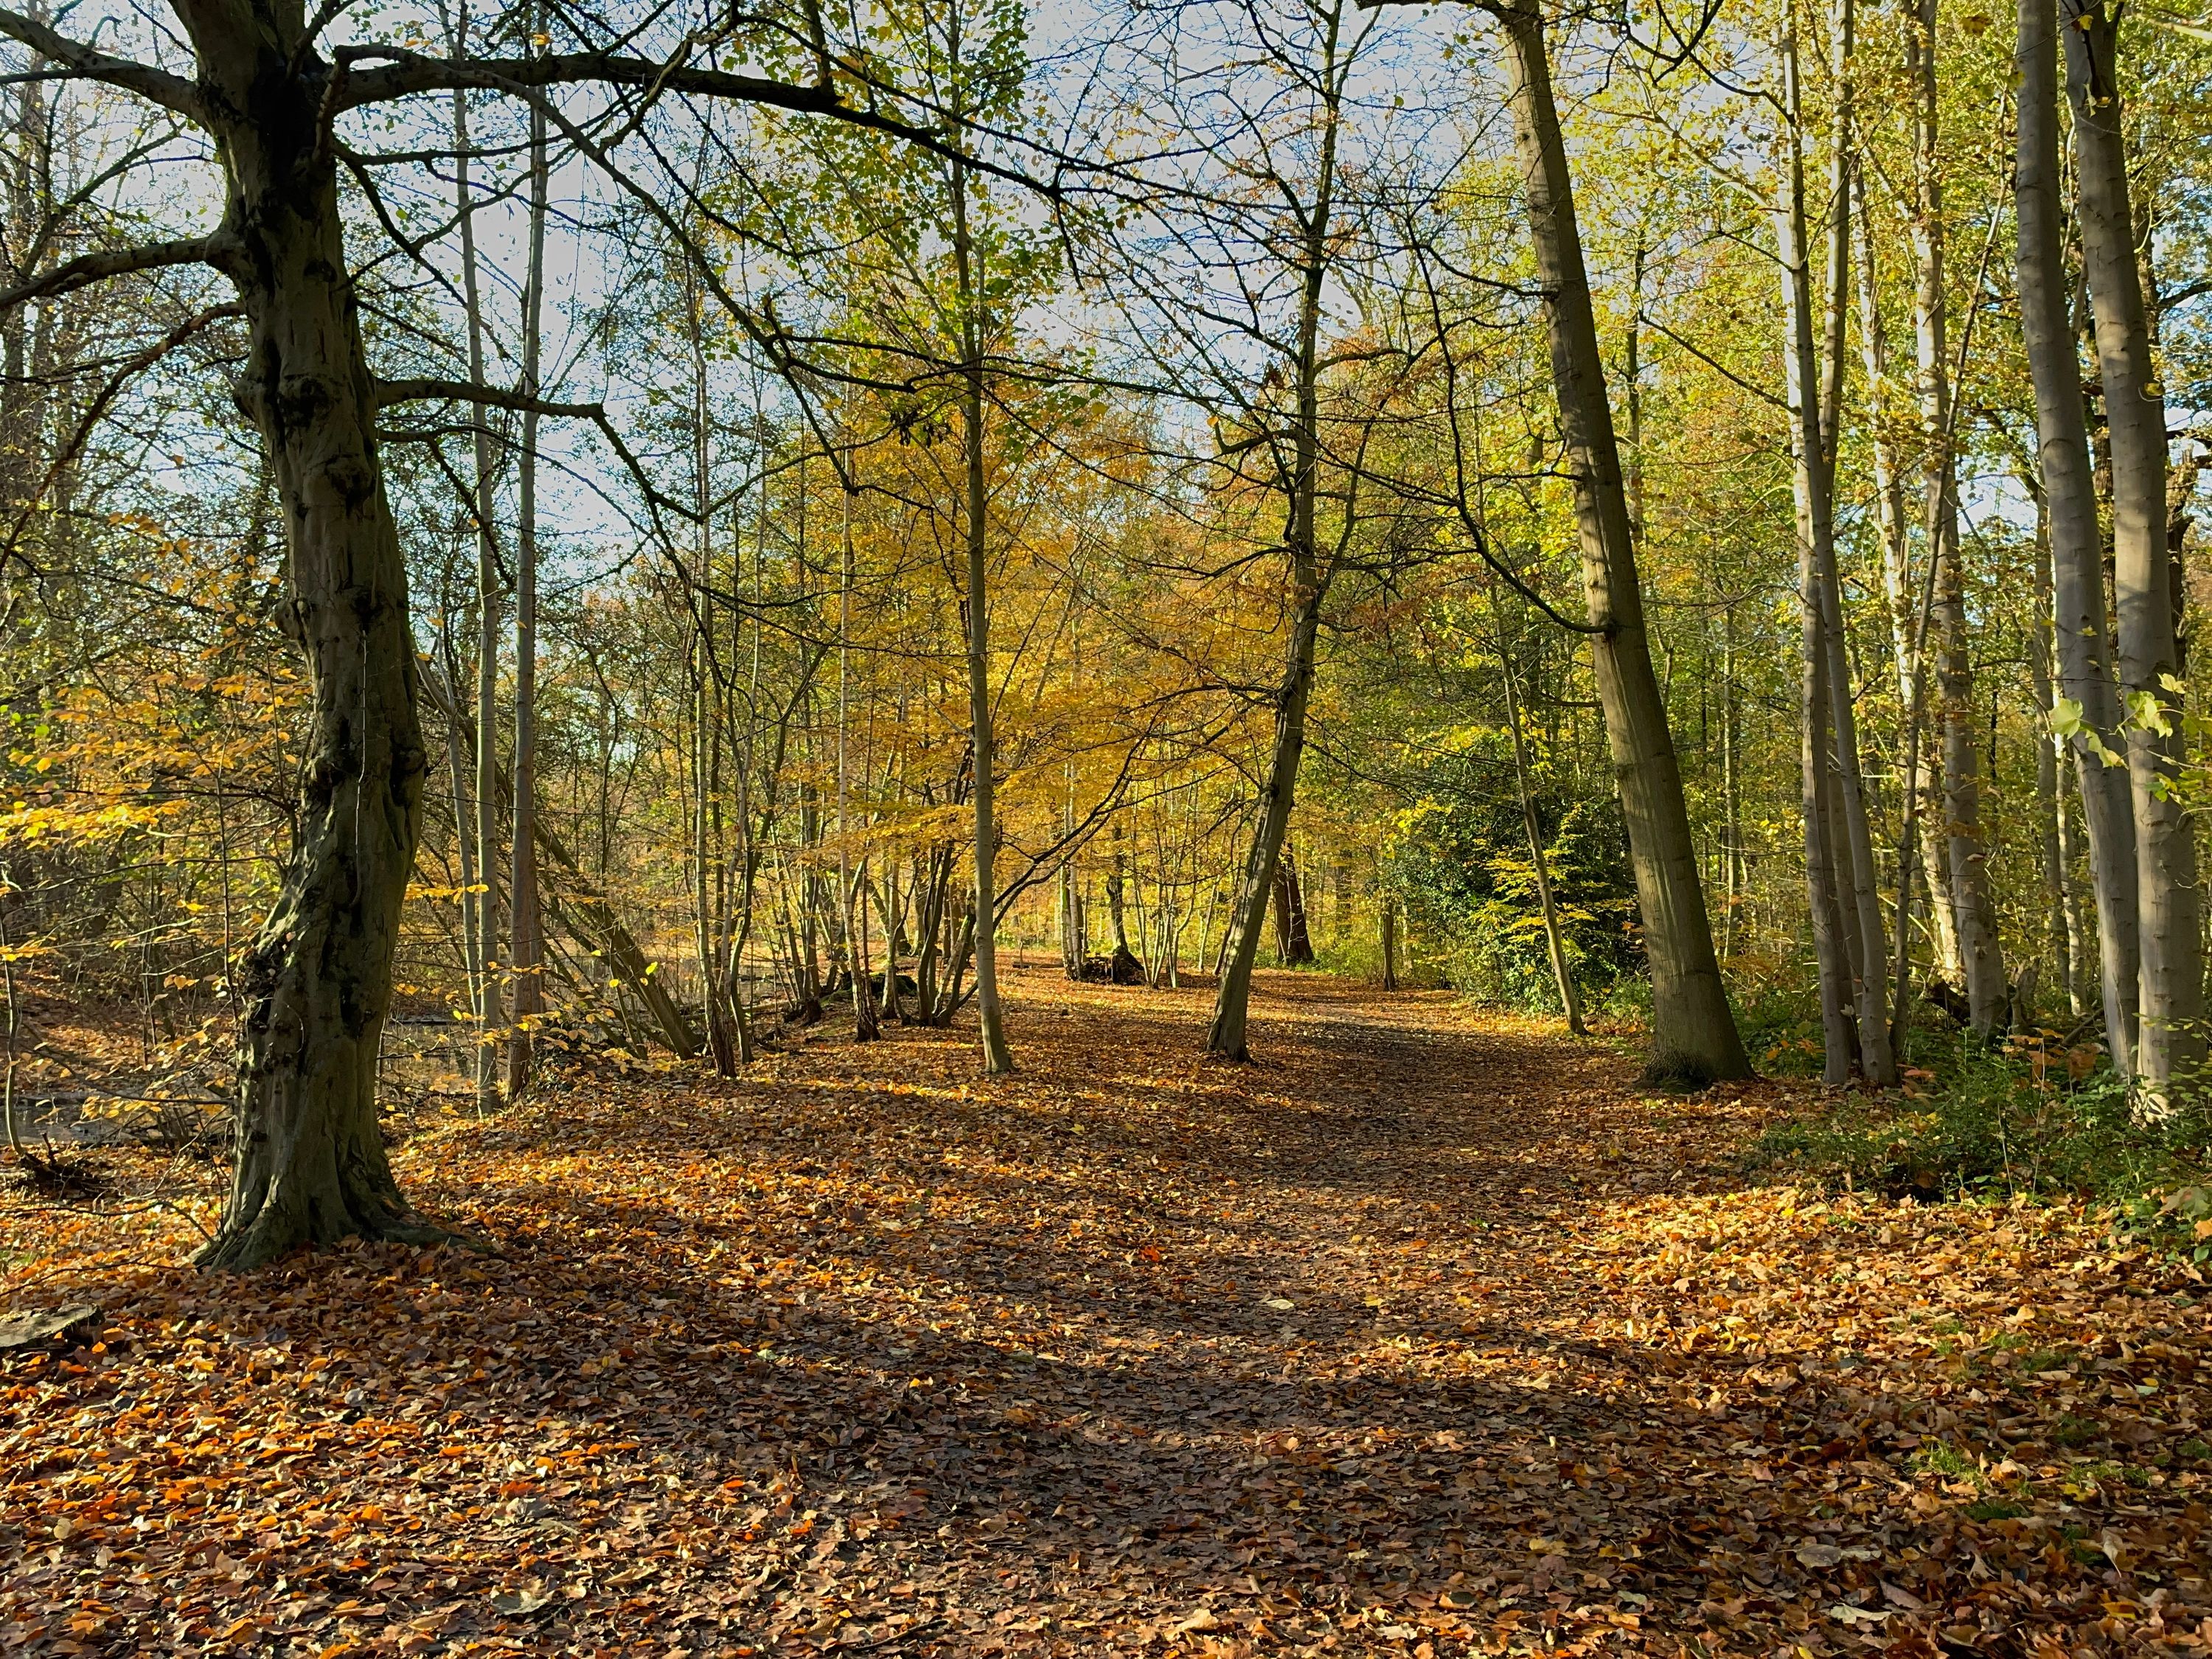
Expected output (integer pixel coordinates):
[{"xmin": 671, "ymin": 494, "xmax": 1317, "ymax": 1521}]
[
  {"xmin": 197, "ymin": 27, "xmax": 435, "ymax": 1268},
  {"xmin": 2065, "ymin": 0, "xmax": 2199, "ymax": 1096},
  {"xmin": 1495, "ymin": 1, "xmax": 1750, "ymax": 1082},
  {"xmin": 1209, "ymin": 596, "xmax": 1320, "ymax": 1059}
]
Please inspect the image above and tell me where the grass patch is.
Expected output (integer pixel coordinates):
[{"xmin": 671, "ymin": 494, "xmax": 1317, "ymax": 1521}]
[{"xmin": 1910, "ymin": 1440, "xmax": 1978, "ymax": 1481}]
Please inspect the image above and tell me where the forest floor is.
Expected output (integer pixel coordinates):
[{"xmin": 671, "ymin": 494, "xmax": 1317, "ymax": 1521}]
[{"xmin": 3, "ymin": 967, "xmax": 2211, "ymax": 1658}]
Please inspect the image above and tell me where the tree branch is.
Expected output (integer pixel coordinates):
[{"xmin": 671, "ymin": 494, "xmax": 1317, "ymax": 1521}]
[
  {"xmin": 373, "ymin": 376, "xmax": 696, "ymax": 526},
  {"xmin": 3, "ymin": 302, "xmax": 245, "ymax": 566},
  {"xmin": 0, "ymin": 237, "xmax": 226, "ymax": 313},
  {"xmin": 330, "ymin": 46, "xmax": 1057, "ymax": 196},
  {"xmin": 0, "ymin": 8, "xmax": 205, "ymax": 120}
]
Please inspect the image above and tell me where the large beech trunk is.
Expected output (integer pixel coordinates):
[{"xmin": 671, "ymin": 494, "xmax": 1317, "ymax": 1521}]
[
  {"xmin": 2065, "ymin": 0, "xmax": 2199, "ymax": 1093},
  {"xmin": 197, "ymin": 13, "xmax": 434, "ymax": 1267},
  {"xmin": 2014, "ymin": 0, "xmax": 2139, "ymax": 1071},
  {"xmin": 1495, "ymin": 3, "xmax": 1749, "ymax": 1082}
]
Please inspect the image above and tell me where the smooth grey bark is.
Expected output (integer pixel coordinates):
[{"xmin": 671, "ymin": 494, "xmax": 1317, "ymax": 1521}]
[
  {"xmin": 1908, "ymin": 0, "xmax": 2006, "ymax": 1034},
  {"xmin": 2063, "ymin": 0, "xmax": 2199, "ymax": 1093},
  {"xmin": 507, "ymin": 67, "xmax": 547, "ymax": 1098},
  {"xmin": 1493, "ymin": 1, "xmax": 1750, "ymax": 1081}
]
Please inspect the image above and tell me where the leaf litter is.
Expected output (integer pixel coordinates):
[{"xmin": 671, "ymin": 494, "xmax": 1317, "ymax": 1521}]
[{"xmin": 3, "ymin": 967, "xmax": 2210, "ymax": 1655}]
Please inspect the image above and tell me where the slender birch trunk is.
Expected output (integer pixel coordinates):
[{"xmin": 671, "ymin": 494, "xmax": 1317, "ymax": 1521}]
[
  {"xmin": 1854, "ymin": 175, "xmax": 1963, "ymax": 984},
  {"xmin": 2064, "ymin": 0, "xmax": 2199, "ymax": 1093},
  {"xmin": 1778, "ymin": 0, "xmax": 1893, "ymax": 1081},
  {"xmin": 452, "ymin": 67, "xmax": 504, "ymax": 1105},
  {"xmin": 950, "ymin": 136, "xmax": 1012, "ymax": 1076},
  {"xmin": 507, "ymin": 62, "xmax": 548, "ymax": 1098},
  {"xmin": 1493, "ymin": 0, "xmax": 1750, "ymax": 1080},
  {"xmin": 1910, "ymin": 0, "xmax": 2006, "ymax": 1034},
  {"xmin": 1502, "ymin": 633, "xmax": 1585, "ymax": 1034}
]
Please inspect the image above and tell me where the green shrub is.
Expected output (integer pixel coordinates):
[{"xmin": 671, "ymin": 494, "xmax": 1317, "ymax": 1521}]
[{"xmin": 1745, "ymin": 1042, "xmax": 2211, "ymax": 1224}]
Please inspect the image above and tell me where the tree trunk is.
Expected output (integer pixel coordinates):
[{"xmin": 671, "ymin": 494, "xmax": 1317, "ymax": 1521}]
[
  {"xmin": 1494, "ymin": 1, "xmax": 1750, "ymax": 1082},
  {"xmin": 534, "ymin": 821, "xmax": 698, "ymax": 1057},
  {"xmin": 2027, "ymin": 493, "xmax": 2077, "ymax": 1020},
  {"xmin": 506, "ymin": 72, "xmax": 548, "ymax": 1099},
  {"xmin": 1280, "ymin": 847, "xmax": 1315, "ymax": 964},
  {"xmin": 2017, "ymin": 0, "xmax": 2138, "ymax": 1062},
  {"xmin": 197, "ymin": 19, "xmax": 437, "ymax": 1268},
  {"xmin": 1207, "ymin": 0, "xmax": 1342, "ymax": 1062},
  {"xmin": 452, "ymin": 72, "xmax": 505, "ymax": 1109},
  {"xmin": 1854, "ymin": 175, "xmax": 1964, "ymax": 988},
  {"xmin": 1502, "ymin": 637, "xmax": 1585, "ymax": 1034},
  {"xmin": 950, "ymin": 131, "xmax": 1012, "ymax": 1075},
  {"xmin": 1107, "ymin": 824, "xmax": 1144, "ymax": 980},
  {"xmin": 1910, "ymin": 0, "xmax": 2006, "ymax": 1035},
  {"xmin": 2065, "ymin": 0, "xmax": 2199, "ymax": 1094},
  {"xmin": 1777, "ymin": 0, "xmax": 1891, "ymax": 1082},
  {"xmin": 837, "ymin": 404, "xmax": 879, "ymax": 1043},
  {"xmin": 1208, "ymin": 597, "xmax": 1318, "ymax": 1059},
  {"xmin": 1380, "ymin": 889, "xmax": 1399, "ymax": 992}
]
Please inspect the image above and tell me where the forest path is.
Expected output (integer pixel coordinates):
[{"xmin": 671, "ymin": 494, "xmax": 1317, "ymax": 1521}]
[{"xmin": 3, "ymin": 968, "xmax": 2208, "ymax": 1655}]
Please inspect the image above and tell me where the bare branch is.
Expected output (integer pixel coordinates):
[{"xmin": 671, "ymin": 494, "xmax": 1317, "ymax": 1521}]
[
  {"xmin": 373, "ymin": 376, "xmax": 697, "ymax": 526},
  {"xmin": 0, "ymin": 8, "xmax": 205, "ymax": 120},
  {"xmin": 330, "ymin": 46, "xmax": 1057, "ymax": 196},
  {"xmin": 0, "ymin": 237, "xmax": 226, "ymax": 313},
  {"xmin": 2, "ymin": 303, "xmax": 245, "ymax": 566}
]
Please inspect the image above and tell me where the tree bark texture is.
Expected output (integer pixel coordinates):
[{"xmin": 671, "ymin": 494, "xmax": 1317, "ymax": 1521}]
[
  {"xmin": 196, "ymin": 7, "xmax": 437, "ymax": 1267},
  {"xmin": 2064, "ymin": 0, "xmax": 2199, "ymax": 1093}
]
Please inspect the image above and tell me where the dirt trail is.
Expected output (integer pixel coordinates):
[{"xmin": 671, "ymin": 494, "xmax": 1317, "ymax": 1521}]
[{"xmin": 2, "ymin": 969, "xmax": 2208, "ymax": 1655}]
